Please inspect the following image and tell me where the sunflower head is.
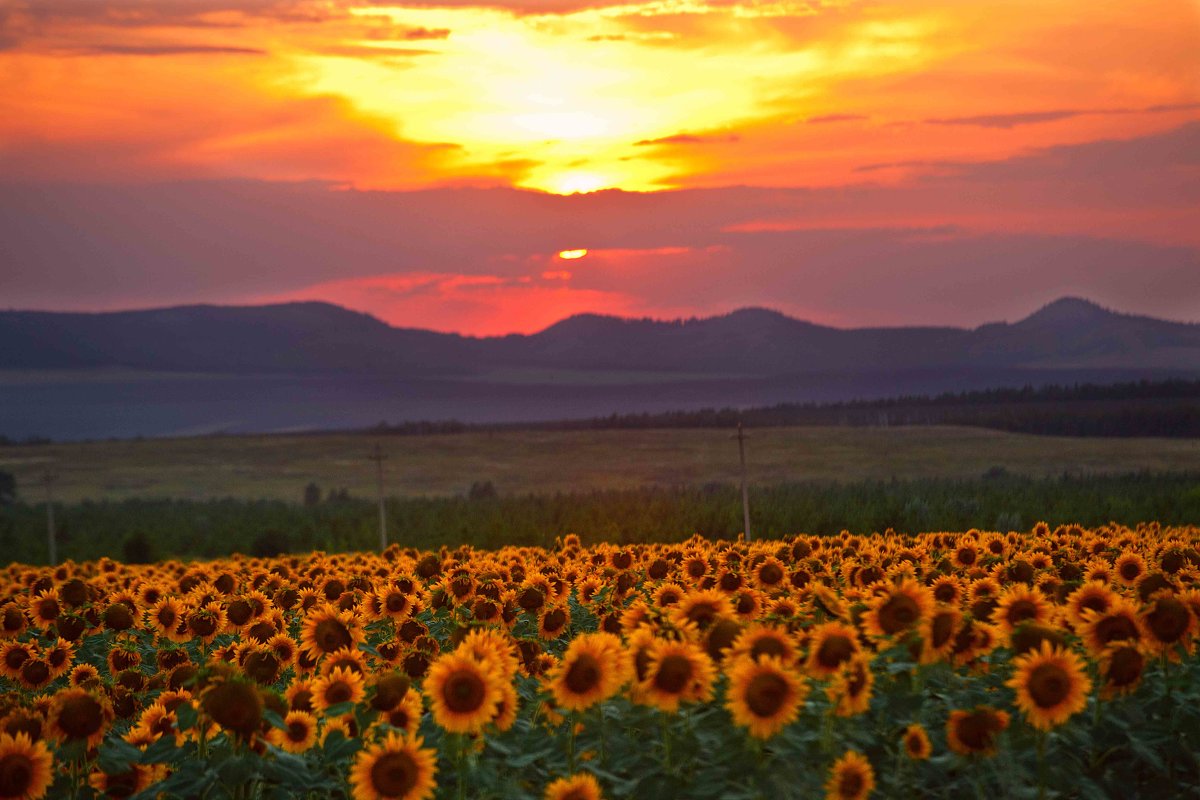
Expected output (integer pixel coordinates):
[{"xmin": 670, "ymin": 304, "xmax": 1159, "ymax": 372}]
[
  {"xmin": 544, "ymin": 772, "xmax": 603, "ymax": 800},
  {"xmin": 825, "ymin": 750, "xmax": 875, "ymax": 800},
  {"xmin": 47, "ymin": 687, "xmax": 114, "ymax": 749},
  {"xmin": 902, "ymin": 723, "xmax": 932, "ymax": 760},
  {"xmin": 0, "ymin": 732, "xmax": 54, "ymax": 800},
  {"xmin": 1099, "ymin": 642, "xmax": 1147, "ymax": 698},
  {"xmin": 349, "ymin": 732, "xmax": 438, "ymax": 800},
  {"xmin": 425, "ymin": 652, "xmax": 503, "ymax": 734},
  {"xmin": 201, "ymin": 678, "xmax": 263, "ymax": 741},
  {"xmin": 725, "ymin": 655, "xmax": 806, "ymax": 739},
  {"xmin": 946, "ymin": 706, "xmax": 1010, "ymax": 756}
]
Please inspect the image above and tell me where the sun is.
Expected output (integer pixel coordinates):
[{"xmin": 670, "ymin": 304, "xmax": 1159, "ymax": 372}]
[
  {"xmin": 546, "ymin": 172, "xmax": 610, "ymax": 194},
  {"xmin": 557, "ymin": 249, "xmax": 588, "ymax": 260}
]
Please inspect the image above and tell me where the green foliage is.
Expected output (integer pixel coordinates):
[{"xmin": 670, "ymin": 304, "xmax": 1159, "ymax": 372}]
[
  {"xmin": 3, "ymin": 472, "xmax": 1199, "ymax": 564},
  {"xmin": 0, "ymin": 469, "xmax": 15, "ymax": 506}
]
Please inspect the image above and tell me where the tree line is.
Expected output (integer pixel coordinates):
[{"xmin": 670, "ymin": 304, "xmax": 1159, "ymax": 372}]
[{"xmin": 360, "ymin": 379, "xmax": 1200, "ymax": 439}]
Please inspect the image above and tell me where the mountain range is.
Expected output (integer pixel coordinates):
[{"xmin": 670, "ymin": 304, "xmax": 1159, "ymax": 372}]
[{"xmin": 2, "ymin": 297, "xmax": 1199, "ymax": 377}]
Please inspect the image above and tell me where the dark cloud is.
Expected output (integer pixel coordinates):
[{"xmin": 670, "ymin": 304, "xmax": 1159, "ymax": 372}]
[
  {"xmin": 805, "ymin": 114, "xmax": 867, "ymax": 124},
  {"xmin": 60, "ymin": 42, "xmax": 267, "ymax": 55},
  {"xmin": 634, "ymin": 132, "xmax": 740, "ymax": 146},
  {"xmin": 402, "ymin": 26, "xmax": 450, "ymax": 40},
  {"xmin": 924, "ymin": 102, "xmax": 1200, "ymax": 129},
  {"xmin": 306, "ymin": 44, "xmax": 438, "ymax": 58}
]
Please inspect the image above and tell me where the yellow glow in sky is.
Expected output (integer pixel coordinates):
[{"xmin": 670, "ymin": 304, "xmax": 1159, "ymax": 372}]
[
  {"xmin": 557, "ymin": 249, "xmax": 589, "ymax": 260},
  {"xmin": 290, "ymin": 3, "xmax": 885, "ymax": 192}
]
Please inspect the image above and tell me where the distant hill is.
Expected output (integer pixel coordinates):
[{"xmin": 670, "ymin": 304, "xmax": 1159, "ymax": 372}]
[{"xmin": 2, "ymin": 296, "xmax": 1198, "ymax": 376}]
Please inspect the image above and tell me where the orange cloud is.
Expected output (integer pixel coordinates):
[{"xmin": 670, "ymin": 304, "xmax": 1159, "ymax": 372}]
[
  {"xmin": 254, "ymin": 271, "xmax": 646, "ymax": 335},
  {"xmin": 1, "ymin": 0, "xmax": 1195, "ymax": 192}
]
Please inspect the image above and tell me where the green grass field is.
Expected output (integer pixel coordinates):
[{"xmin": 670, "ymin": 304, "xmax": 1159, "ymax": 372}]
[{"xmin": 2, "ymin": 425, "xmax": 1199, "ymax": 503}]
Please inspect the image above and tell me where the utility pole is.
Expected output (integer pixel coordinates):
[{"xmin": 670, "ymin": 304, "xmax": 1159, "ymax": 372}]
[
  {"xmin": 733, "ymin": 423, "xmax": 751, "ymax": 540},
  {"xmin": 368, "ymin": 445, "xmax": 388, "ymax": 551},
  {"xmin": 44, "ymin": 472, "xmax": 57, "ymax": 565}
]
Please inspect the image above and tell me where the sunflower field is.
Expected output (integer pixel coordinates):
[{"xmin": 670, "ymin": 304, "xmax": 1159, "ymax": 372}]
[{"xmin": 2, "ymin": 522, "xmax": 1200, "ymax": 800}]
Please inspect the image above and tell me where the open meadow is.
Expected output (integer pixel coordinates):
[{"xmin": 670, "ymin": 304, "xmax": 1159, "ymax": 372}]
[{"xmin": 3, "ymin": 425, "xmax": 1199, "ymax": 504}]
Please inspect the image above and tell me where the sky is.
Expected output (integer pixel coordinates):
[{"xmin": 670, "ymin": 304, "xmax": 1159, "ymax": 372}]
[{"xmin": 1, "ymin": 0, "xmax": 1198, "ymax": 335}]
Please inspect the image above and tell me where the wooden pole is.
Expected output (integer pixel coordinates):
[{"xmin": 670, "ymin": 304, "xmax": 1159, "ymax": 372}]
[
  {"xmin": 735, "ymin": 423, "xmax": 751, "ymax": 540},
  {"xmin": 369, "ymin": 445, "xmax": 388, "ymax": 551},
  {"xmin": 44, "ymin": 473, "xmax": 57, "ymax": 565}
]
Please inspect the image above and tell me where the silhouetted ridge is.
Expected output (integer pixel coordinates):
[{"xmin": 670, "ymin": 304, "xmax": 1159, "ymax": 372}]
[{"xmin": 1, "ymin": 297, "xmax": 1197, "ymax": 375}]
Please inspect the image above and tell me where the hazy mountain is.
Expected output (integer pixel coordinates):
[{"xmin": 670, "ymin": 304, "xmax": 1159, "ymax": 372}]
[{"xmin": 2, "ymin": 296, "xmax": 1198, "ymax": 376}]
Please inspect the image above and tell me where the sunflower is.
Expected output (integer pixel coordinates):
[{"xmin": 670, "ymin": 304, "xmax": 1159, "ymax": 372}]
[
  {"xmin": 1098, "ymin": 642, "xmax": 1147, "ymax": 699},
  {"xmin": 919, "ymin": 607, "xmax": 961, "ymax": 665},
  {"xmin": 825, "ymin": 750, "xmax": 875, "ymax": 800},
  {"xmin": 286, "ymin": 678, "xmax": 317, "ymax": 713},
  {"xmin": 806, "ymin": 622, "xmax": 862, "ymax": 679},
  {"xmin": 200, "ymin": 679, "xmax": 263, "ymax": 741},
  {"xmin": 267, "ymin": 711, "xmax": 319, "ymax": 754},
  {"xmin": 546, "ymin": 632, "xmax": 625, "ymax": 712},
  {"xmin": 652, "ymin": 583, "xmax": 685, "ymax": 609},
  {"xmin": 1140, "ymin": 592, "xmax": 1195, "ymax": 658},
  {"xmin": 1064, "ymin": 582, "xmax": 1118, "ymax": 629},
  {"xmin": 1007, "ymin": 642, "xmax": 1091, "ymax": 730},
  {"xmin": 638, "ymin": 639, "xmax": 716, "ymax": 713},
  {"xmin": 0, "ymin": 732, "xmax": 53, "ymax": 800},
  {"xmin": 725, "ymin": 656, "xmax": 807, "ymax": 739},
  {"xmin": 1, "ymin": 603, "xmax": 27, "ymax": 639},
  {"xmin": 266, "ymin": 633, "xmax": 297, "ymax": 666},
  {"xmin": 0, "ymin": 643, "xmax": 32, "ymax": 681},
  {"xmin": 669, "ymin": 589, "xmax": 736, "ymax": 633},
  {"xmin": 929, "ymin": 576, "xmax": 964, "ymax": 606},
  {"xmin": 729, "ymin": 624, "xmax": 799, "ymax": 666},
  {"xmin": 381, "ymin": 689, "xmax": 424, "ymax": 737},
  {"xmin": 1, "ymin": 709, "xmax": 43, "ymax": 745},
  {"xmin": 1079, "ymin": 597, "xmax": 1143, "ymax": 657},
  {"xmin": 88, "ymin": 763, "xmax": 160, "ymax": 798},
  {"xmin": 46, "ymin": 688, "xmax": 113, "ymax": 749},
  {"xmin": 349, "ymin": 732, "xmax": 437, "ymax": 800},
  {"xmin": 862, "ymin": 579, "xmax": 932, "ymax": 641},
  {"xmin": 751, "ymin": 557, "xmax": 788, "ymax": 591},
  {"xmin": 492, "ymin": 682, "xmax": 520, "ymax": 733},
  {"xmin": 300, "ymin": 604, "xmax": 366, "ymax": 661},
  {"xmin": 457, "ymin": 628, "xmax": 521, "ymax": 680},
  {"xmin": 544, "ymin": 772, "xmax": 603, "ymax": 800},
  {"xmin": 946, "ymin": 706, "xmax": 1009, "ymax": 756},
  {"xmin": 538, "ymin": 606, "xmax": 571, "ymax": 640},
  {"xmin": 901, "ymin": 723, "xmax": 931, "ymax": 760},
  {"xmin": 313, "ymin": 667, "xmax": 366, "ymax": 713},
  {"xmin": 993, "ymin": 586, "xmax": 1053, "ymax": 640},
  {"xmin": 16, "ymin": 659, "xmax": 52, "ymax": 691},
  {"xmin": 27, "ymin": 590, "xmax": 60, "ymax": 630},
  {"xmin": 184, "ymin": 602, "xmax": 227, "ymax": 645},
  {"xmin": 322, "ymin": 647, "xmax": 368, "ymax": 677},
  {"xmin": 1113, "ymin": 553, "xmax": 1147, "ymax": 586},
  {"xmin": 369, "ymin": 673, "xmax": 413, "ymax": 714},
  {"xmin": 424, "ymin": 652, "xmax": 503, "ymax": 734},
  {"xmin": 827, "ymin": 655, "xmax": 874, "ymax": 717},
  {"xmin": 375, "ymin": 588, "xmax": 415, "ymax": 623}
]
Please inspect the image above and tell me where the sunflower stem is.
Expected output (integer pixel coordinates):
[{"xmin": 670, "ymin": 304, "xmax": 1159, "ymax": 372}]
[
  {"xmin": 455, "ymin": 734, "xmax": 467, "ymax": 800},
  {"xmin": 1036, "ymin": 731, "xmax": 1047, "ymax": 800},
  {"xmin": 567, "ymin": 713, "xmax": 578, "ymax": 772},
  {"xmin": 596, "ymin": 704, "xmax": 608, "ymax": 765},
  {"xmin": 660, "ymin": 714, "xmax": 672, "ymax": 773}
]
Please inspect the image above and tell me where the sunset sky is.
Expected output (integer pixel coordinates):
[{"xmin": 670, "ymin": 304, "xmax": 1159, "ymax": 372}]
[{"xmin": 1, "ymin": 0, "xmax": 1198, "ymax": 334}]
